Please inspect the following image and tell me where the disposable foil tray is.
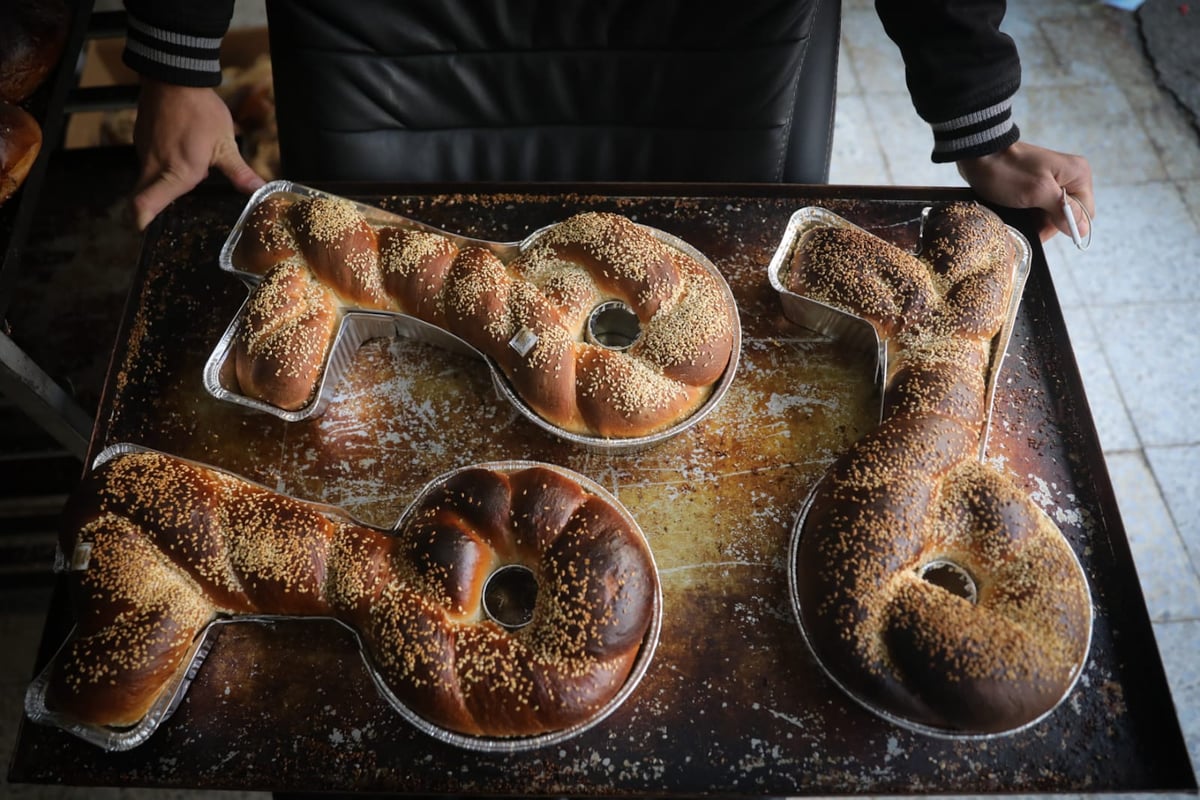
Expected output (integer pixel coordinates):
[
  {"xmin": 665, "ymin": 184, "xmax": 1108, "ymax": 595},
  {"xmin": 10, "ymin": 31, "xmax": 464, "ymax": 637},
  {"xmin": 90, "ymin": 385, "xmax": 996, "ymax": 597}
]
[
  {"xmin": 768, "ymin": 206, "xmax": 1091, "ymax": 738},
  {"xmin": 25, "ymin": 443, "xmax": 662, "ymax": 753},
  {"xmin": 205, "ymin": 181, "xmax": 741, "ymax": 453},
  {"xmin": 766, "ymin": 205, "xmax": 1031, "ymax": 453}
]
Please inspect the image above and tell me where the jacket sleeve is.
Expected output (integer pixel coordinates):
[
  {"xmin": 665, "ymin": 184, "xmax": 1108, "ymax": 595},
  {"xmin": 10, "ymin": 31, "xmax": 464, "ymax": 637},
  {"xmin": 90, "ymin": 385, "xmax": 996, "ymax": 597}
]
[
  {"xmin": 122, "ymin": 0, "xmax": 236, "ymax": 87},
  {"xmin": 875, "ymin": 0, "xmax": 1021, "ymax": 162}
]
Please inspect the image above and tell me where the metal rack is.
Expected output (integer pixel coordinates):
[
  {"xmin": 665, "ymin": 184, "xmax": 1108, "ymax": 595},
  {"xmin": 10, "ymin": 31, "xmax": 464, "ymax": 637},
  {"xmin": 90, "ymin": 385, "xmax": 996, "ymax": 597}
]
[
  {"xmin": 0, "ymin": 1, "xmax": 99, "ymax": 460},
  {"xmin": 0, "ymin": 3, "xmax": 136, "ymax": 583}
]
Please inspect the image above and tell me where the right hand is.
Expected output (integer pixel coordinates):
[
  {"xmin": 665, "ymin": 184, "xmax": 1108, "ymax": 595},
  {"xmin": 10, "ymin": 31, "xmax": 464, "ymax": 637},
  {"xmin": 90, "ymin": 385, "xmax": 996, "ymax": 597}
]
[
  {"xmin": 131, "ymin": 79, "xmax": 265, "ymax": 231},
  {"xmin": 956, "ymin": 141, "xmax": 1095, "ymax": 244}
]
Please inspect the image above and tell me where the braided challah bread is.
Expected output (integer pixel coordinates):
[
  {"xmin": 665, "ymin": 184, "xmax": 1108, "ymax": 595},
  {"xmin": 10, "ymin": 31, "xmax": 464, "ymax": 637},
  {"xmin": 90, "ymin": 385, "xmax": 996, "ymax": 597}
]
[
  {"xmin": 39, "ymin": 450, "xmax": 658, "ymax": 742},
  {"xmin": 227, "ymin": 193, "xmax": 738, "ymax": 438},
  {"xmin": 786, "ymin": 201, "xmax": 1091, "ymax": 735}
]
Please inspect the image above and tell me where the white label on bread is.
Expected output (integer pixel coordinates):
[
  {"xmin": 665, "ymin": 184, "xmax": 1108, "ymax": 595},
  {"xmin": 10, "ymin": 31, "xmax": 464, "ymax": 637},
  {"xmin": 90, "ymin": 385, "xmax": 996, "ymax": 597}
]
[
  {"xmin": 509, "ymin": 327, "xmax": 539, "ymax": 356},
  {"xmin": 69, "ymin": 542, "xmax": 93, "ymax": 571}
]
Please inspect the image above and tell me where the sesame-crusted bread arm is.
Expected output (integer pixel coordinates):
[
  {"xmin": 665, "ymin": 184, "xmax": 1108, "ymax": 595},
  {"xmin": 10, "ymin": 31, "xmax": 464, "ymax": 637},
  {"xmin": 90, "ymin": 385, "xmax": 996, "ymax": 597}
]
[
  {"xmin": 40, "ymin": 453, "xmax": 658, "ymax": 743},
  {"xmin": 226, "ymin": 193, "xmax": 736, "ymax": 437},
  {"xmin": 789, "ymin": 201, "xmax": 1090, "ymax": 735}
]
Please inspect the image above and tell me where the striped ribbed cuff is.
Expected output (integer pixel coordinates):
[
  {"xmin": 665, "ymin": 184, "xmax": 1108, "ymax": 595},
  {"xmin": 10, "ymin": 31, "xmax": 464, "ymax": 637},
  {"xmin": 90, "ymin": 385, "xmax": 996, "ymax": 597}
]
[
  {"xmin": 930, "ymin": 97, "xmax": 1021, "ymax": 163},
  {"xmin": 122, "ymin": 13, "xmax": 225, "ymax": 87}
]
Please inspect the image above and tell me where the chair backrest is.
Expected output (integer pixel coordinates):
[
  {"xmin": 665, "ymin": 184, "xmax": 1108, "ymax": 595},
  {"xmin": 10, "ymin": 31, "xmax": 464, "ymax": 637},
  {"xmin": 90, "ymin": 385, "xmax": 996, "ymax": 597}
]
[{"xmin": 266, "ymin": 0, "xmax": 841, "ymax": 184}]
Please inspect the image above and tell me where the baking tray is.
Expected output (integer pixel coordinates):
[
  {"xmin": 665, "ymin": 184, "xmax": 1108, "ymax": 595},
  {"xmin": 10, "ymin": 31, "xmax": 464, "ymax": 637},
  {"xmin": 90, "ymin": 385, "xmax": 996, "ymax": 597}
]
[
  {"xmin": 205, "ymin": 181, "xmax": 742, "ymax": 453},
  {"xmin": 25, "ymin": 443, "xmax": 662, "ymax": 754},
  {"xmin": 9, "ymin": 185, "xmax": 1195, "ymax": 796}
]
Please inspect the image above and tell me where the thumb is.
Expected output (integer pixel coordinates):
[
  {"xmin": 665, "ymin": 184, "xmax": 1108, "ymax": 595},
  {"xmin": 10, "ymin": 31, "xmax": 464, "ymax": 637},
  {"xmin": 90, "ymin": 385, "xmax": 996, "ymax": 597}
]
[
  {"xmin": 132, "ymin": 170, "xmax": 198, "ymax": 231},
  {"xmin": 214, "ymin": 141, "xmax": 266, "ymax": 195}
]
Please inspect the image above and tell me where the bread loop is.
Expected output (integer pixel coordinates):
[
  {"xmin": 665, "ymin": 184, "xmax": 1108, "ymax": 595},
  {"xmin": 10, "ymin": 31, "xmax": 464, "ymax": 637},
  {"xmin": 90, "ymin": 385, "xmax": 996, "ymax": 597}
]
[
  {"xmin": 785, "ymin": 201, "xmax": 1092, "ymax": 735},
  {"xmin": 35, "ymin": 449, "xmax": 659, "ymax": 749},
  {"xmin": 224, "ymin": 189, "xmax": 738, "ymax": 440}
]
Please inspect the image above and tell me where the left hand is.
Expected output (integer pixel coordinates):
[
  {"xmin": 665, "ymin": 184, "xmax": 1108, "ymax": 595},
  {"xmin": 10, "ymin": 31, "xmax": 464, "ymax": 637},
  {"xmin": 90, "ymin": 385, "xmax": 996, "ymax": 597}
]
[
  {"xmin": 131, "ymin": 80, "xmax": 266, "ymax": 231},
  {"xmin": 957, "ymin": 141, "xmax": 1094, "ymax": 244}
]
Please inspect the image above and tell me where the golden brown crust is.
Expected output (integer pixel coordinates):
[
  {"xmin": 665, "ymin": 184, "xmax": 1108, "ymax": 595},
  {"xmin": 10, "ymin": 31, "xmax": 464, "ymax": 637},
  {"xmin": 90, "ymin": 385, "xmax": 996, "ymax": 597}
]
[
  {"xmin": 228, "ymin": 194, "xmax": 736, "ymax": 437},
  {"xmin": 635, "ymin": 254, "xmax": 736, "ymax": 386},
  {"xmin": 369, "ymin": 465, "xmax": 656, "ymax": 737},
  {"xmin": 790, "ymin": 201, "xmax": 1091, "ymax": 734},
  {"xmin": 574, "ymin": 346, "xmax": 701, "ymax": 438},
  {"xmin": 45, "ymin": 452, "xmax": 657, "ymax": 740},
  {"xmin": 287, "ymin": 197, "xmax": 388, "ymax": 308},
  {"xmin": 45, "ymin": 514, "xmax": 217, "ymax": 729},
  {"xmin": 379, "ymin": 226, "xmax": 459, "ymax": 327},
  {"xmin": 234, "ymin": 262, "xmax": 341, "ymax": 411},
  {"xmin": 516, "ymin": 213, "xmax": 680, "ymax": 318},
  {"xmin": 0, "ymin": 99, "xmax": 41, "ymax": 207},
  {"xmin": 788, "ymin": 225, "xmax": 938, "ymax": 339},
  {"xmin": 231, "ymin": 194, "xmax": 297, "ymax": 275}
]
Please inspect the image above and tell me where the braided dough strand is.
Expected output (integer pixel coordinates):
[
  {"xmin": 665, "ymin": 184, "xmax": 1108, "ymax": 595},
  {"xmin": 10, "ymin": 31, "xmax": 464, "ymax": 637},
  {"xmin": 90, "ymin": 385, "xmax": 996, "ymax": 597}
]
[
  {"xmin": 787, "ymin": 201, "xmax": 1091, "ymax": 734},
  {"xmin": 230, "ymin": 197, "xmax": 736, "ymax": 438},
  {"xmin": 45, "ymin": 451, "xmax": 658, "ymax": 740}
]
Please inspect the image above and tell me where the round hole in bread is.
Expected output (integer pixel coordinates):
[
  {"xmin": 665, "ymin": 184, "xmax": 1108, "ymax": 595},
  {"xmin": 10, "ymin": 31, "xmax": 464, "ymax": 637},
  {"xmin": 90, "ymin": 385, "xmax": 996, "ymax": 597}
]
[
  {"xmin": 917, "ymin": 560, "xmax": 977, "ymax": 605},
  {"xmin": 587, "ymin": 300, "xmax": 641, "ymax": 351},
  {"xmin": 482, "ymin": 564, "xmax": 538, "ymax": 629}
]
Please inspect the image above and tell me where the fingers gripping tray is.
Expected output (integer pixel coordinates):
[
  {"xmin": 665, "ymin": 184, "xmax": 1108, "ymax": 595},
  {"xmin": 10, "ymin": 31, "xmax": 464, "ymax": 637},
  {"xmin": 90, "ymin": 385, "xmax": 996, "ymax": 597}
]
[
  {"xmin": 24, "ymin": 444, "xmax": 662, "ymax": 752},
  {"xmin": 769, "ymin": 204, "xmax": 1094, "ymax": 738},
  {"xmin": 204, "ymin": 181, "xmax": 741, "ymax": 452}
]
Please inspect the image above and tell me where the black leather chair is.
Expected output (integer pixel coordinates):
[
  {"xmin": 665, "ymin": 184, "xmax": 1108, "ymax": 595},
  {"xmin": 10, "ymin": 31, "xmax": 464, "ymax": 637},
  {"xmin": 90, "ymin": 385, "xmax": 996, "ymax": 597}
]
[{"xmin": 266, "ymin": 0, "xmax": 841, "ymax": 184}]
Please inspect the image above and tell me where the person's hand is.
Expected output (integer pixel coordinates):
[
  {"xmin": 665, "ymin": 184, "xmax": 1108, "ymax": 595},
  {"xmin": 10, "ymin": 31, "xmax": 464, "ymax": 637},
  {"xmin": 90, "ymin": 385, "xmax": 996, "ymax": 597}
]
[
  {"xmin": 956, "ymin": 141, "xmax": 1094, "ymax": 244},
  {"xmin": 131, "ymin": 79, "xmax": 266, "ymax": 231}
]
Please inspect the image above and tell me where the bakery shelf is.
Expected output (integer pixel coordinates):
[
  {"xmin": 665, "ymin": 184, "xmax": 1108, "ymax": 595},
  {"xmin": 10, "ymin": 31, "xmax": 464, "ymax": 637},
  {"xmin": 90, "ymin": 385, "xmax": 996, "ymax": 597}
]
[{"xmin": 0, "ymin": 1, "xmax": 116, "ymax": 462}]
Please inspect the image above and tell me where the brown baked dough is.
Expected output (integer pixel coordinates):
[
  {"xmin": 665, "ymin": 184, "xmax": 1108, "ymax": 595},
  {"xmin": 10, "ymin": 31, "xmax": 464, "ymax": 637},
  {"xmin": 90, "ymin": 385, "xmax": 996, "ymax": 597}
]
[
  {"xmin": 228, "ymin": 193, "xmax": 736, "ymax": 437},
  {"xmin": 0, "ymin": 100, "xmax": 42, "ymax": 207},
  {"xmin": 787, "ymin": 201, "xmax": 1091, "ymax": 734},
  {"xmin": 233, "ymin": 261, "xmax": 341, "ymax": 411},
  {"xmin": 0, "ymin": 0, "xmax": 69, "ymax": 104},
  {"xmin": 42, "ymin": 451, "xmax": 658, "ymax": 740}
]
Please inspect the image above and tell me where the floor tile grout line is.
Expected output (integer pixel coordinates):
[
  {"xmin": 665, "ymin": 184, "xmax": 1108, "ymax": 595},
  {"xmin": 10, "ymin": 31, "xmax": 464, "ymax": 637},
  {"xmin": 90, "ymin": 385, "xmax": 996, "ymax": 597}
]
[{"xmin": 1100, "ymin": 443, "xmax": 1200, "ymax": 602}]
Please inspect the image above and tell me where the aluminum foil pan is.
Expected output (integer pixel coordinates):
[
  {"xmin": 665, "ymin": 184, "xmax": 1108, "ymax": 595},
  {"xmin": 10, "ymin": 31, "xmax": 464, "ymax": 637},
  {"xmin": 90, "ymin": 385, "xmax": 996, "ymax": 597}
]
[
  {"xmin": 25, "ymin": 603, "xmax": 222, "ymax": 752},
  {"xmin": 26, "ymin": 445, "xmax": 661, "ymax": 752},
  {"xmin": 766, "ymin": 205, "xmax": 1032, "ymax": 454},
  {"xmin": 769, "ymin": 207, "xmax": 1089, "ymax": 738},
  {"xmin": 207, "ymin": 183, "xmax": 741, "ymax": 453},
  {"xmin": 785, "ymin": 473, "xmax": 1094, "ymax": 740},
  {"xmin": 369, "ymin": 459, "xmax": 663, "ymax": 753}
]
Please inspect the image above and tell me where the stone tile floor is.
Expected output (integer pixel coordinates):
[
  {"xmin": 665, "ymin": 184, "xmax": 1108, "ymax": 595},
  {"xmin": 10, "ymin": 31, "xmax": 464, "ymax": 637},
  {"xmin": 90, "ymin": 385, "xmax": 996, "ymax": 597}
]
[
  {"xmin": 3, "ymin": 0, "xmax": 1198, "ymax": 796},
  {"xmin": 832, "ymin": 2, "xmax": 1200, "ymax": 798}
]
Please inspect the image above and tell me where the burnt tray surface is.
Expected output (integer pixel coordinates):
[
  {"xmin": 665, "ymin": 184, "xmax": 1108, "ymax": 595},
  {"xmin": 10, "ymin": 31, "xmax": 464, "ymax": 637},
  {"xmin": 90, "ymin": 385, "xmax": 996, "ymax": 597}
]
[{"xmin": 8, "ymin": 184, "xmax": 1195, "ymax": 797}]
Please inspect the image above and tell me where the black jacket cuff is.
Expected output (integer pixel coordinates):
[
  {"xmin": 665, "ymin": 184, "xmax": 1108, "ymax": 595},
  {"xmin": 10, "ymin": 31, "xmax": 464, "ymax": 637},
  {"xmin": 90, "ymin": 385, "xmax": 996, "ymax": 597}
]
[{"xmin": 121, "ymin": 1, "xmax": 234, "ymax": 87}]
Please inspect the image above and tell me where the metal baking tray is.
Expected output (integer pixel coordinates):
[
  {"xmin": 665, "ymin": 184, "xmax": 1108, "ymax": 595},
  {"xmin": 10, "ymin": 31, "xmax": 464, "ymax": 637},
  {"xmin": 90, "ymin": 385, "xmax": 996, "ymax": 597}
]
[
  {"xmin": 766, "ymin": 205, "xmax": 1031, "ymax": 454},
  {"xmin": 14, "ymin": 186, "xmax": 1192, "ymax": 795},
  {"xmin": 25, "ymin": 443, "xmax": 662, "ymax": 753},
  {"xmin": 206, "ymin": 182, "xmax": 741, "ymax": 453}
]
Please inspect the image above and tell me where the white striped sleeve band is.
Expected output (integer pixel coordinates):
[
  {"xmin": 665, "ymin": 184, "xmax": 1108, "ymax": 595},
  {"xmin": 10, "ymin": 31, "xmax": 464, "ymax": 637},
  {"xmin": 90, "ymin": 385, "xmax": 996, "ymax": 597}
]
[
  {"xmin": 930, "ymin": 97, "xmax": 1020, "ymax": 162},
  {"xmin": 122, "ymin": 12, "xmax": 225, "ymax": 87}
]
